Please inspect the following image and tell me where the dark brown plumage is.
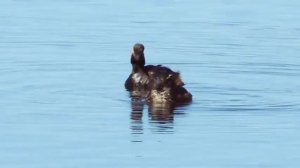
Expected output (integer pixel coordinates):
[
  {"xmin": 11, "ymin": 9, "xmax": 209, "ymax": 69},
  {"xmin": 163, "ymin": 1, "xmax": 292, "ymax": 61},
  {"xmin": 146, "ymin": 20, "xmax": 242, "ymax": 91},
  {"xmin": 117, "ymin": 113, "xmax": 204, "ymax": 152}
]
[{"xmin": 125, "ymin": 43, "xmax": 192, "ymax": 104}]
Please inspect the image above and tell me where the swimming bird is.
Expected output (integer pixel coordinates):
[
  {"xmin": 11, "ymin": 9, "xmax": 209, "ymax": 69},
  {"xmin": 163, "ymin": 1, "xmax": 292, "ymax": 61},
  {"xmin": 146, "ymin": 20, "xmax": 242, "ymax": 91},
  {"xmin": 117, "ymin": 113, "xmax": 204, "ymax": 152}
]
[{"xmin": 125, "ymin": 43, "xmax": 192, "ymax": 104}]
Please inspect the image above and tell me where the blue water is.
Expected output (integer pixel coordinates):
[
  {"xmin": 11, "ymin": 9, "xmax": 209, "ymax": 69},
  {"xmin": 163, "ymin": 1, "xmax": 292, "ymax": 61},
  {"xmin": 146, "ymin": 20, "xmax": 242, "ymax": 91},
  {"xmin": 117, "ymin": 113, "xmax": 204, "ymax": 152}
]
[{"xmin": 1, "ymin": 0, "xmax": 300, "ymax": 167}]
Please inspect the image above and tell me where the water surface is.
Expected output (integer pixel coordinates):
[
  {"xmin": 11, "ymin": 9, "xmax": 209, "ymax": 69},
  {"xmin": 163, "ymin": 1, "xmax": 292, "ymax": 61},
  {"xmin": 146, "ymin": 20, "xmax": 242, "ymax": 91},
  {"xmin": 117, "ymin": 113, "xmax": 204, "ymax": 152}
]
[{"xmin": 1, "ymin": 0, "xmax": 300, "ymax": 167}]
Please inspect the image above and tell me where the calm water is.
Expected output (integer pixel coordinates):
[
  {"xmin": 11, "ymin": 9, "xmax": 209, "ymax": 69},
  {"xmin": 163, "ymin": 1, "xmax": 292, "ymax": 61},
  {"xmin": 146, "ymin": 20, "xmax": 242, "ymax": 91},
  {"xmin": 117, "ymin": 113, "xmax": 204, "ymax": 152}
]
[{"xmin": 1, "ymin": 0, "xmax": 300, "ymax": 167}]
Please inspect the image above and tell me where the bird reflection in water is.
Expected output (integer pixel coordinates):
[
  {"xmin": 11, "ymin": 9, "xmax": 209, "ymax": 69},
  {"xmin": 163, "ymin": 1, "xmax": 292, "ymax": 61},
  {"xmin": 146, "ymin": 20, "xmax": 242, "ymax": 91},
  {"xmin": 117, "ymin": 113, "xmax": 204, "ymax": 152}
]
[
  {"xmin": 129, "ymin": 90, "xmax": 186, "ymax": 135},
  {"xmin": 130, "ymin": 91, "xmax": 145, "ymax": 135}
]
